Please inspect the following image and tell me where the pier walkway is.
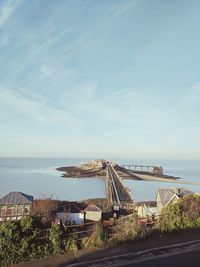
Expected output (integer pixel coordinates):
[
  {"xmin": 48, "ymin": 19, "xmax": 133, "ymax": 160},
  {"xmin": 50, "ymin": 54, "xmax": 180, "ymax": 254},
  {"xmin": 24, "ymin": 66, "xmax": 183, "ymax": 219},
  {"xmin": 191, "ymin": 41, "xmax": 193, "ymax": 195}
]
[
  {"xmin": 106, "ymin": 164, "xmax": 133, "ymax": 208},
  {"xmin": 122, "ymin": 164, "xmax": 163, "ymax": 173}
]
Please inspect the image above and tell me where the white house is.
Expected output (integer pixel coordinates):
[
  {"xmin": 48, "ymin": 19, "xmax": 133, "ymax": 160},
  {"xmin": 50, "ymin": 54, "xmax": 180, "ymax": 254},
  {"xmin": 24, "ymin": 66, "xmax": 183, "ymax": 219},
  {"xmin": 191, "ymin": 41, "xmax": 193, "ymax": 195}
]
[{"xmin": 56, "ymin": 204, "xmax": 84, "ymax": 225}]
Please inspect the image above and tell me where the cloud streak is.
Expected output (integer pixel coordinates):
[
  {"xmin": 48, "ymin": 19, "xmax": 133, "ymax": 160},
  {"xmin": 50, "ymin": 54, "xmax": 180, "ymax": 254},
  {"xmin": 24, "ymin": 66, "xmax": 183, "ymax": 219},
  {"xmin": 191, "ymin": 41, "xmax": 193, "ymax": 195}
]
[
  {"xmin": 0, "ymin": 86, "xmax": 80, "ymax": 127},
  {"xmin": 0, "ymin": 0, "xmax": 19, "ymax": 27}
]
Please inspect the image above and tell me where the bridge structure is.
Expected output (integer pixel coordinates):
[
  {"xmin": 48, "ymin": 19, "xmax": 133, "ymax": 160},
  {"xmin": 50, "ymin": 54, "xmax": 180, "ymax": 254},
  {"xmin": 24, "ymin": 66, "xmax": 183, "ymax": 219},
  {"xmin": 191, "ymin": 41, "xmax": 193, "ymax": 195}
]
[
  {"xmin": 106, "ymin": 163, "xmax": 133, "ymax": 211},
  {"xmin": 122, "ymin": 164, "xmax": 160, "ymax": 173}
]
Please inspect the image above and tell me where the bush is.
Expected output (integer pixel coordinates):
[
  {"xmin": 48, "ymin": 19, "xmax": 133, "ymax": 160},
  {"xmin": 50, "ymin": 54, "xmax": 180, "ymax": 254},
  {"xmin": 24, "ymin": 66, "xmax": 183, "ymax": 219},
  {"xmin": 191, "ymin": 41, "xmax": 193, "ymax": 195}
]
[
  {"xmin": 82, "ymin": 222, "xmax": 105, "ymax": 248},
  {"xmin": 49, "ymin": 224, "xmax": 65, "ymax": 254},
  {"xmin": 156, "ymin": 194, "xmax": 200, "ymax": 233},
  {"xmin": 107, "ymin": 215, "xmax": 148, "ymax": 246},
  {"xmin": 0, "ymin": 217, "xmax": 52, "ymax": 266},
  {"xmin": 64, "ymin": 233, "xmax": 79, "ymax": 252},
  {"xmin": 0, "ymin": 220, "xmax": 22, "ymax": 266}
]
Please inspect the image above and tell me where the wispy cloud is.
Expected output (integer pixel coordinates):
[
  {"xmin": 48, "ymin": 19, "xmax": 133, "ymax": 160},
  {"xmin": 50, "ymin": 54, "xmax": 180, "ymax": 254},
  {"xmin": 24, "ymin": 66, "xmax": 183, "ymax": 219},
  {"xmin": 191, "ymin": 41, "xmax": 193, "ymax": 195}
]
[
  {"xmin": 0, "ymin": 86, "xmax": 80, "ymax": 127},
  {"xmin": 0, "ymin": 0, "xmax": 19, "ymax": 27},
  {"xmin": 109, "ymin": 0, "xmax": 139, "ymax": 18}
]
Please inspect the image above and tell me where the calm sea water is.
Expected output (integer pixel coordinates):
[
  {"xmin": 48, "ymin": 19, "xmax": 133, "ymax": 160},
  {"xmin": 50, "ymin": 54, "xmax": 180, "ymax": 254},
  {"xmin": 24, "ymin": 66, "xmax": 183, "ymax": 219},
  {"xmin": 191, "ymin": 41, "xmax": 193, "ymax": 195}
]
[{"xmin": 0, "ymin": 158, "xmax": 200, "ymax": 201}]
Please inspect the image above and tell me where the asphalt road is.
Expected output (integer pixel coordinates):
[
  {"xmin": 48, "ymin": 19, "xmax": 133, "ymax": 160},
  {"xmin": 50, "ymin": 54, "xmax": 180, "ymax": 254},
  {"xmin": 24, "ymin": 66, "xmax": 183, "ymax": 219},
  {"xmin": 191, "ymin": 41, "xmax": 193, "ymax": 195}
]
[
  {"xmin": 123, "ymin": 250, "xmax": 200, "ymax": 267},
  {"xmin": 67, "ymin": 240, "xmax": 200, "ymax": 267}
]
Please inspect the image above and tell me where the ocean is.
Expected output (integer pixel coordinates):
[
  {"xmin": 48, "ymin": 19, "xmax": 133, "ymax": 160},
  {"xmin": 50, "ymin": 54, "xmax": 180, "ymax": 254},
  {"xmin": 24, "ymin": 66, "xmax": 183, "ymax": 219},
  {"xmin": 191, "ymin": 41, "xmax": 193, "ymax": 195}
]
[{"xmin": 0, "ymin": 157, "xmax": 200, "ymax": 201}]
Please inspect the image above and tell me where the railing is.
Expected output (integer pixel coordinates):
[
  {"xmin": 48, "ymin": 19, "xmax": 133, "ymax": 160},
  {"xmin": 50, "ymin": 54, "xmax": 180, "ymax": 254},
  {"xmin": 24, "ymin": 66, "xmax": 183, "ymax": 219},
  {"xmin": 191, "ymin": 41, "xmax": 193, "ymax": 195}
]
[{"xmin": 106, "ymin": 164, "xmax": 133, "ymax": 205}]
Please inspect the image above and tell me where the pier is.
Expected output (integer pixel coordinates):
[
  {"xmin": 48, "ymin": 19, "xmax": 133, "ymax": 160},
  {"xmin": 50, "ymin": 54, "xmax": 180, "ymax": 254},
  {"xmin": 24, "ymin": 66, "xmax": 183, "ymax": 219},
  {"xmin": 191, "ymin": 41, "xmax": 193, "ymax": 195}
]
[
  {"xmin": 106, "ymin": 164, "xmax": 133, "ymax": 209},
  {"xmin": 122, "ymin": 164, "xmax": 163, "ymax": 174}
]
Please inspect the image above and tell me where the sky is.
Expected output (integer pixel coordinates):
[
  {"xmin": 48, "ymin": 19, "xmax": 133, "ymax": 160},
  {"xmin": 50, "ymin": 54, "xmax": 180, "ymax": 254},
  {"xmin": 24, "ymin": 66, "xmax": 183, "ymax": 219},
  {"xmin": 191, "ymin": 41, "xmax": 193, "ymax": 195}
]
[{"xmin": 0, "ymin": 0, "xmax": 200, "ymax": 159}]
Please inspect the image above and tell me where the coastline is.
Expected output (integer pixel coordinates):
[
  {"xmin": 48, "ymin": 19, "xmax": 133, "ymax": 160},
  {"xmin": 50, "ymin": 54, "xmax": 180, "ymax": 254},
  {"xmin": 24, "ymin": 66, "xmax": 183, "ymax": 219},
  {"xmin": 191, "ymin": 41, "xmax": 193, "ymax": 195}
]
[
  {"xmin": 56, "ymin": 162, "xmax": 200, "ymax": 188},
  {"xmin": 124, "ymin": 173, "xmax": 200, "ymax": 185}
]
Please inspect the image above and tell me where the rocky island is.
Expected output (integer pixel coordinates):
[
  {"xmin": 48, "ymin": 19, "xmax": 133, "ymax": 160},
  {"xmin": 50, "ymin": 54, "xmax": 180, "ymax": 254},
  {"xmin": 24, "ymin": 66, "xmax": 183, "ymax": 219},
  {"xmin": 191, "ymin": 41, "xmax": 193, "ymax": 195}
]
[{"xmin": 56, "ymin": 159, "xmax": 180, "ymax": 182}]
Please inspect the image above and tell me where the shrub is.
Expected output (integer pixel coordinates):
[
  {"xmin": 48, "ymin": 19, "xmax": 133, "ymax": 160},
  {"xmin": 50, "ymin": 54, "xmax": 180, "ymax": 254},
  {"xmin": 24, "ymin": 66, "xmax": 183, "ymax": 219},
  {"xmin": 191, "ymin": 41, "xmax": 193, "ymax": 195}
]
[
  {"xmin": 107, "ymin": 215, "xmax": 147, "ymax": 246},
  {"xmin": 49, "ymin": 224, "xmax": 65, "ymax": 254},
  {"xmin": 64, "ymin": 233, "xmax": 79, "ymax": 252},
  {"xmin": 156, "ymin": 194, "xmax": 200, "ymax": 233},
  {"xmin": 0, "ymin": 220, "xmax": 22, "ymax": 266},
  {"xmin": 0, "ymin": 216, "xmax": 52, "ymax": 266},
  {"xmin": 82, "ymin": 221, "xmax": 105, "ymax": 248}
]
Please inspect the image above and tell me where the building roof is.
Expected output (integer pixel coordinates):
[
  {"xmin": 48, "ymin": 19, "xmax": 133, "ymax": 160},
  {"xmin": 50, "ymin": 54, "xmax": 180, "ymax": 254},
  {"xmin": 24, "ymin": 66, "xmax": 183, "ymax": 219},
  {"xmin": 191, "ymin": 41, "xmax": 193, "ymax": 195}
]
[
  {"xmin": 0, "ymin": 191, "xmax": 33, "ymax": 205},
  {"xmin": 84, "ymin": 204, "xmax": 102, "ymax": 212},
  {"xmin": 70, "ymin": 204, "xmax": 82, "ymax": 213},
  {"xmin": 157, "ymin": 188, "xmax": 194, "ymax": 207}
]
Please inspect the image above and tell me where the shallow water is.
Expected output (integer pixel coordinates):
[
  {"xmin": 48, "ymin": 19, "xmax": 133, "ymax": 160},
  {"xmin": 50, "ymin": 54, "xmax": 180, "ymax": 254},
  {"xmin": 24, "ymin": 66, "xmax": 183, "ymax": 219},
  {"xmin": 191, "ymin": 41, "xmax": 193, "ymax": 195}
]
[{"xmin": 0, "ymin": 157, "xmax": 200, "ymax": 201}]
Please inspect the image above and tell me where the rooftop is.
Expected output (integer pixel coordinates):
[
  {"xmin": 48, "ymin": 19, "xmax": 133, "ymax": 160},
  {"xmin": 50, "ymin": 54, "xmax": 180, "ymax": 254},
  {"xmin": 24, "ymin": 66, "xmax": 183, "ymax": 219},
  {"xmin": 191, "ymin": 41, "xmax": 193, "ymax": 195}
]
[
  {"xmin": 0, "ymin": 191, "xmax": 33, "ymax": 205},
  {"xmin": 84, "ymin": 204, "xmax": 102, "ymax": 212},
  {"xmin": 157, "ymin": 188, "xmax": 195, "ymax": 206}
]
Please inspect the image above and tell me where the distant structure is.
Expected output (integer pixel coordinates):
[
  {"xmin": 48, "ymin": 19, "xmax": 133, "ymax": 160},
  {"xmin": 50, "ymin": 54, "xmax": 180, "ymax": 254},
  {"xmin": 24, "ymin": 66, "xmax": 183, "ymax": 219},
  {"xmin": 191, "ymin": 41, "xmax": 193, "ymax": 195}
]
[
  {"xmin": 121, "ymin": 164, "xmax": 164, "ymax": 174},
  {"xmin": 152, "ymin": 166, "xmax": 163, "ymax": 174},
  {"xmin": 56, "ymin": 203, "xmax": 102, "ymax": 224},
  {"xmin": 80, "ymin": 159, "xmax": 107, "ymax": 170},
  {"xmin": 0, "ymin": 191, "xmax": 33, "ymax": 221},
  {"xmin": 156, "ymin": 187, "xmax": 195, "ymax": 213},
  {"xmin": 84, "ymin": 204, "xmax": 102, "ymax": 222}
]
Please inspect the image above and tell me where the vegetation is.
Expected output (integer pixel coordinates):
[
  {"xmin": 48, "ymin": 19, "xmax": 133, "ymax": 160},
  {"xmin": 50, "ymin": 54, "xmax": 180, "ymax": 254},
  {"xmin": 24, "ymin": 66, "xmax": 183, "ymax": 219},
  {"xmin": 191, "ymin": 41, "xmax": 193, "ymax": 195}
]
[
  {"xmin": 82, "ymin": 221, "xmax": 106, "ymax": 248},
  {"xmin": 0, "ymin": 217, "xmax": 81, "ymax": 266},
  {"xmin": 49, "ymin": 224, "xmax": 65, "ymax": 254},
  {"xmin": 0, "ymin": 217, "xmax": 52, "ymax": 266},
  {"xmin": 156, "ymin": 194, "xmax": 200, "ymax": 232},
  {"xmin": 107, "ymin": 215, "xmax": 149, "ymax": 246},
  {"xmin": 0, "ymin": 195, "xmax": 199, "ymax": 266},
  {"xmin": 32, "ymin": 199, "xmax": 58, "ymax": 223},
  {"xmin": 64, "ymin": 233, "xmax": 79, "ymax": 252}
]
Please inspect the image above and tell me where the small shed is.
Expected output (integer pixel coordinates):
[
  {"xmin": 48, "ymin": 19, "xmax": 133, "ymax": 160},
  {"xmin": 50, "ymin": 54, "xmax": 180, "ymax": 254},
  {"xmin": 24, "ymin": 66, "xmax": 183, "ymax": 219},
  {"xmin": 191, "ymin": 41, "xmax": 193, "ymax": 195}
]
[
  {"xmin": 56, "ymin": 204, "xmax": 84, "ymax": 225},
  {"xmin": 84, "ymin": 204, "xmax": 102, "ymax": 222},
  {"xmin": 0, "ymin": 191, "xmax": 33, "ymax": 221}
]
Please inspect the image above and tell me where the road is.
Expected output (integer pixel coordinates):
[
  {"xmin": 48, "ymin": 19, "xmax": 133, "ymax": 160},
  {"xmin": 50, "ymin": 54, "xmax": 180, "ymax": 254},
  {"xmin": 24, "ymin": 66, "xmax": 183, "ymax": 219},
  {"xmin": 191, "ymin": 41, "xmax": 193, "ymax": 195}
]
[
  {"xmin": 123, "ymin": 250, "xmax": 200, "ymax": 267},
  {"xmin": 68, "ymin": 239, "xmax": 200, "ymax": 267}
]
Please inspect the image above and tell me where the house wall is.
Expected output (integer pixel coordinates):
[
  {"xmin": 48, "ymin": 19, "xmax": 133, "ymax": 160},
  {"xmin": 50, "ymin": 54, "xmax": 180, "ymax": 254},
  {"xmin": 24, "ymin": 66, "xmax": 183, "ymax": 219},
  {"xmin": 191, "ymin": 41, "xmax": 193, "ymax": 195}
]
[
  {"xmin": 156, "ymin": 193, "xmax": 163, "ymax": 213},
  {"xmin": 56, "ymin": 212, "xmax": 84, "ymax": 224},
  {"xmin": 56, "ymin": 212, "xmax": 68, "ymax": 223},
  {"xmin": 137, "ymin": 206, "xmax": 145, "ymax": 218},
  {"xmin": 137, "ymin": 205, "xmax": 158, "ymax": 218},
  {"xmin": 0, "ymin": 204, "xmax": 31, "ymax": 221},
  {"xmin": 85, "ymin": 211, "xmax": 102, "ymax": 221}
]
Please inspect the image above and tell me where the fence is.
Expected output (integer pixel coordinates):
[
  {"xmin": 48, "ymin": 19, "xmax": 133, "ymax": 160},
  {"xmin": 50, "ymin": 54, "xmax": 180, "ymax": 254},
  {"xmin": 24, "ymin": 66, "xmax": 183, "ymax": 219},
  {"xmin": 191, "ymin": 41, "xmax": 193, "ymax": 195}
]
[{"xmin": 38, "ymin": 221, "xmax": 97, "ymax": 242}]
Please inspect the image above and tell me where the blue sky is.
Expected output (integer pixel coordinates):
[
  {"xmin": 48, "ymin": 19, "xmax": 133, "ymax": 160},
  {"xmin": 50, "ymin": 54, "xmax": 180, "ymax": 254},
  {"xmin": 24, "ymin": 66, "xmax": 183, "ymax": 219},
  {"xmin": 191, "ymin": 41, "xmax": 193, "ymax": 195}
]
[{"xmin": 0, "ymin": 0, "xmax": 200, "ymax": 159}]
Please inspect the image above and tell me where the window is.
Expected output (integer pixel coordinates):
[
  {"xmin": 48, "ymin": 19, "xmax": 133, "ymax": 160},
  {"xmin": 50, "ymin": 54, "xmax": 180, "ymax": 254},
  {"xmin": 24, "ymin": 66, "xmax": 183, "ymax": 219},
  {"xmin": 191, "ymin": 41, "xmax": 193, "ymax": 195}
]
[
  {"xmin": 7, "ymin": 207, "xmax": 11, "ymax": 215},
  {"xmin": 17, "ymin": 206, "xmax": 23, "ymax": 215},
  {"xmin": 0, "ymin": 206, "xmax": 6, "ymax": 216},
  {"xmin": 24, "ymin": 205, "xmax": 30, "ymax": 214},
  {"xmin": 12, "ymin": 206, "xmax": 18, "ymax": 215}
]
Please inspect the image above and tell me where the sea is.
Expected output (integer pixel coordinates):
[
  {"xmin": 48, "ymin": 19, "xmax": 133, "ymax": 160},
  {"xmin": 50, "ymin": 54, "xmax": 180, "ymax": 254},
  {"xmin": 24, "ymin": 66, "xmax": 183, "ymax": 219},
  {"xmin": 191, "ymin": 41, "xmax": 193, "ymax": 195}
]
[{"xmin": 0, "ymin": 157, "xmax": 200, "ymax": 202}]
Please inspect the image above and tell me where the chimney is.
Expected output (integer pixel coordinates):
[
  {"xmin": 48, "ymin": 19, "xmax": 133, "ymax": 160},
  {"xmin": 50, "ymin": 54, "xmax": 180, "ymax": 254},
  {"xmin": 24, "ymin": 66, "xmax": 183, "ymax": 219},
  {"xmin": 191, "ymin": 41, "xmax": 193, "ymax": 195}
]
[{"xmin": 173, "ymin": 187, "xmax": 181, "ymax": 196}]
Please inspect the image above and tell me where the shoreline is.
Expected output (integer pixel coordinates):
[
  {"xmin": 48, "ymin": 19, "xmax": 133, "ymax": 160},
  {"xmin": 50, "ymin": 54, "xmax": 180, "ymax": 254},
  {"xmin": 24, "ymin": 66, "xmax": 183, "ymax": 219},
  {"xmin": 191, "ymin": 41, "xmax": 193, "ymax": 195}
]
[
  {"xmin": 123, "ymin": 173, "xmax": 200, "ymax": 185},
  {"xmin": 56, "ymin": 163, "xmax": 200, "ymax": 186}
]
